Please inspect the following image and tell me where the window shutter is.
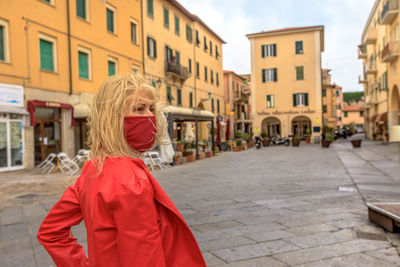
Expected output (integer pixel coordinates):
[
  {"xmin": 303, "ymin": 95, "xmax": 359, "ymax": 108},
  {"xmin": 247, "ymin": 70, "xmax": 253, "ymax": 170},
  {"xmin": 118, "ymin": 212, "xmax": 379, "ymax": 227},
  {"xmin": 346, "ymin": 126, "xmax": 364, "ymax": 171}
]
[
  {"xmin": 175, "ymin": 51, "xmax": 180, "ymax": 65},
  {"xmin": 0, "ymin": 26, "xmax": 4, "ymax": 61},
  {"xmin": 217, "ymin": 99, "xmax": 220, "ymax": 113},
  {"xmin": 153, "ymin": 39, "xmax": 157, "ymax": 58},
  {"xmin": 188, "ymin": 58, "xmax": 192, "ymax": 73},
  {"xmin": 147, "ymin": 37, "xmax": 150, "ymax": 56},
  {"xmin": 76, "ymin": 0, "xmax": 86, "ymax": 19},
  {"xmin": 106, "ymin": 9, "xmax": 113, "ymax": 32},
  {"xmin": 305, "ymin": 93, "xmax": 309, "ymax": 106},
  {"xmin": 164, "ymin": 8, "xmax": 169, "ymax": 27},
  {"xmin": 108, "ymin": 61, "xmax": 116, "ymax": 76},
  {"xmin": 293, "ymin": 94, "xmax": 297, "ymax": 107},
  {"xmin": 189, "ymin": 92, "xmax": 193, "ymax": 107},
  {"xmin": 273, "ymin": 44, "xmax": 277, "ymax": 56},
  {"xmin": 273, "ymin": 68, "xmax": 277, "ymax": 81},
  {"xmin": 262, "ymin": 69, "xmax": 265, "ymax": 82},
  {"xmin": 148, "ymin": 0, "xmax": 153, "ymax": 16},
  {"xmin": 78, "ymin": 51, "xmax": 89, "ymax": 79},
  {"xmin": 40, "ymin": 39, "xmax": 54, "ymax": 71},
  {"xmin": 261, "ymin": 45, "xmax": 265, "ymax": 58},
  {"xmin": 267, "ymin": 95, "xmax": 271, "ymax": 101}
]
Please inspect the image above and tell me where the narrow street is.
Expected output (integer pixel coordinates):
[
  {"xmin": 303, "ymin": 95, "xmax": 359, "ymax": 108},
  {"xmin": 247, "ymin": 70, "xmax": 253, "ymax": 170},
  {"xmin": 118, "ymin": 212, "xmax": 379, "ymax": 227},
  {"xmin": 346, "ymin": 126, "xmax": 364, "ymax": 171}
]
[{"xmin": 1, "ymin": 136, "xmax": 400, "ymax": 266}]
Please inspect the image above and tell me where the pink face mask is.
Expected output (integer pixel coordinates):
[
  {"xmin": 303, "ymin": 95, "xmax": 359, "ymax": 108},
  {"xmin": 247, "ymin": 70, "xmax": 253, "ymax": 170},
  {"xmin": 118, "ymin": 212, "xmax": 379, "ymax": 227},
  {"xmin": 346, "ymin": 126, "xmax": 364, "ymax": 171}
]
[{"xmin": 124, "ymin": 116, "xmax": 157, "ymax": 153}]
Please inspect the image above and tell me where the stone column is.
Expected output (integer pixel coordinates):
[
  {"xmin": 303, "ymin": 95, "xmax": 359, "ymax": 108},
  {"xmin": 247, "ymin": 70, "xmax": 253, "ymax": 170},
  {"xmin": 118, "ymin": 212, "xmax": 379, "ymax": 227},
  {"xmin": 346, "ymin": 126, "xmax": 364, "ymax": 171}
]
[
  {"xmin": 61, "ymin": 109, "xmax": 75, "ymax": 158},
  {"xmin": 24, "ymin": 127, "xmax": 34, "ymax": 169}
]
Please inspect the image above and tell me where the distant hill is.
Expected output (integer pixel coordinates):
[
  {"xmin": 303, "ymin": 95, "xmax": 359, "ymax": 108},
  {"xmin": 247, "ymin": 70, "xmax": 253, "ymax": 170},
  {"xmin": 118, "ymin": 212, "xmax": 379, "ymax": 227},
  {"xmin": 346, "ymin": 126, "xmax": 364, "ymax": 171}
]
[{"xmin": 343, "ymin": 92, "xmax": 364, "ymax": 104}]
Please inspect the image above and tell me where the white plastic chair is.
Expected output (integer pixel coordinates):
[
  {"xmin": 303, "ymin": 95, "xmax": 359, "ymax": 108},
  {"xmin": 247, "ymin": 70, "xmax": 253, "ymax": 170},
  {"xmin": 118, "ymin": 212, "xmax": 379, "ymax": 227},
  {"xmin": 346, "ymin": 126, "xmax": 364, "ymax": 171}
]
[
  {"xmin": 142, "ymin": 156, "xmax": 155, "ymax": 171},
  {"xmin": 58, "ymin": 152, "xmax": 80, "ymax": 175},
  {"xmin": 37, "ymin": 153, "xmax": 57, "ymax": 174},
  {"xmin": 72, "ymin": 149, "xmax": 90, "ymax": 166},
  {"xmin": 148, "ymin": 151, "xmax": 167, "ymax": 170}
]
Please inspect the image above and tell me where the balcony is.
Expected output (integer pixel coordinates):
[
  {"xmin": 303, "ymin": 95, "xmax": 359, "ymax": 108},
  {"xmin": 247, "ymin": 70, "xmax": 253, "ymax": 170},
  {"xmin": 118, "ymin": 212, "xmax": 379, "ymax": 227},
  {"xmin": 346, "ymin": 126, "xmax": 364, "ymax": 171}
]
[
  {"xmin": 358, "ymin": 75, "xmax": 367, "ymax": 84},
  {"xmin": 381, "ymin": 0, "xmax": 399, "ymax": 24},
  {"xmin": 364, "ymin": 28, "xmax": 377, "ymax": 45},
  {"xmin": 366, "ymin": 61, "xmax": 377, "ymax": 75},
  {"xmin": 165, "ymin": 60, "xmax": 191, "ymax": 80},
  {"xmin": 381, "ymin": 41, "xmax": 400, "ymax": 62},
  {"xmin": 241, "ymin": 85, "xmax": 251, "ymax": 95},
  {"xmin": 358, "ymin": 45, "xmax": 368, "ymax": 59}
]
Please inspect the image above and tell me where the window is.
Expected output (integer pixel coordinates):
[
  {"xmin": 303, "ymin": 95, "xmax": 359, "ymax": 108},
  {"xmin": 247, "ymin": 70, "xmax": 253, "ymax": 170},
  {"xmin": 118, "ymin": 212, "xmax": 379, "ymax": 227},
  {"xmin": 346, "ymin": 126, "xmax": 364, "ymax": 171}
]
[
  {"xmin": 195, "ymin": 30, "xmax": 200, "ymax": 45},
  {"xmin": 130, "ymin": 20, "xmax": 138, "ymax": 44},
  {"xmin": 0, "ymin": 19, "xmax": 10, "ymax": 63},
  {"xmin": 382, "ymin": 71, "xmax": 388, "ymax": 90},
  {"xmin": 196, "ymin": 62, "xmax": 200, "ymax": 77},
  {"xmin": 216, "ymin": 73, "xmax": 219, "ymax": 86},
  {"xmin": 76, "ymin": 0, "xmax": 88, "ymax": 20},
  {"xmin": 174, "ymin": 15, "xmax": 179, "ymax": 35},
  {"xmin": 217, "ymin": 99, "xmax": 220, "ymax": 113},
  {"xmin": 78, "ymin": 48, "xmax": 90, "ymax": 79},
  {"xmin": 338, "ymin": 116, "xmax": 342, "ymax": 121},
  {"xmin": 177, "ymin": 88, "xmax": 182, "ymax": 106},
  {"xmin": 216, "ymin": 45, "xmax": 220, "ymax": 59},
  {"xmin": 147, "ymin": 37, "xmax": 157, "ymax": 58},
  {"xmin": 266, "ymin": 94, "xmax": 274, "ymax": 108},
  {"xmin": 188, "ymin": 58, "xmax": 192, "ymax": 73},
  {"xmin": 295, "ymin": 41, "xmax": 303, "ymax": 54},
  {"xmin": 166, "ymin": 86, "xmax": 174, "ymax": 104},
  {"xmin": 210, "ymin": 70, "xmax": 214, "ymax": 84},
  {"xmin": 132, "ymin": 65, "xmax": 140, "ymax": 74},
  {"xmin": 39, "ymin": 36, "xmax": 57, "ymax": 72},
  {"xmin": 186, "ymin": 24, "xmax": 192, "ymax": 43},
  {"xmin": 41, "ymin": 0, "xmax": 54, "ymax": 5},
  {"xmin": 189, "ymin": 92, "xmax": 193, "ymax": 107},
  {"xmin": 261, "ymin": 44, "xmax": 276, "ymax": 57},
  {"xmin": 204, "ymin": 36, "xmax": 208, "ymax": 51},
  {"xmin": 344, "ymin": 111, "xmax": 348, "ymax": 117},
  {"xmin": 323, "ymin": 105, "xmax": 327, "ymax": 113},
  {"xmin": 211, "ymin": 98, "xmax": 215, "ymax": 112},
  {"xmin": 163, "ymin": 7, "xmax": 169, "ymax": 28},
  {"xmin": 336, "ymin": 90, "xmax": 339, "ymax": 96},
  {"xmin": 360, "ymin": 111, "xmax": 363, "ymax": 116},
  {"xmin": 108, "ymin": 57, "xmax": 117, "ymax": 76},
  {"xmin": 165, "ymin": 45, "xmax": 173, "ymax": 62},
  {"xmin": 204, "ymin": 66, "xmax": 208, "ymax": 81},
  {"xmin": 293, "ymin": 93, "xmax": 308, "ymax": 107},
  {"xmin": 296, "ymin": 66, "xmax": 304, "ymax": 80},
  {"xmin": 262, "ymin": 68, "xmax": 277, "ymax": 82},
  {"xmin": 106, "ymin": 5, "xmax": 116, "ymax": 34},
  {"xmin": 322, "ymin": 89, "xmax": 326, "ymax": 97},
  {"xmin": 210, "ymin": 41, "xmax": 213, "ymax": 55},
  {"xmin": 175, "ymin": 50, "xmax": 180, "ymax": 65},
  {"xmin": 147, "ymin": 0, "xmax": 153, "ymax": 17}
]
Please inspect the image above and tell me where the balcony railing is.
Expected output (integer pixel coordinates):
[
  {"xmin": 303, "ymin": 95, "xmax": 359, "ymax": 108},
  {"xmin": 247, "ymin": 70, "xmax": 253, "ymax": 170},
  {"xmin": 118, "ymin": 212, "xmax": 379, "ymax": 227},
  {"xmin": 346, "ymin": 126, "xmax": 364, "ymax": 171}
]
[
  {"xmin": 358, "ymin": 45, "xmax": 367, "ymax": 59},
  {"xmin": 381, "ymin": 41, "xmax": 400, "ymax": 62},
  {"xmin": 381, "ymin": 0, "xmax": 399, "ymax": 24},
  {"xmin": 165, "ymin": 60, "xmax": 191, "ymax": 80},
  {"xmin": 364, "ymin": 28, "xmax": 377, "ymax": 45}
]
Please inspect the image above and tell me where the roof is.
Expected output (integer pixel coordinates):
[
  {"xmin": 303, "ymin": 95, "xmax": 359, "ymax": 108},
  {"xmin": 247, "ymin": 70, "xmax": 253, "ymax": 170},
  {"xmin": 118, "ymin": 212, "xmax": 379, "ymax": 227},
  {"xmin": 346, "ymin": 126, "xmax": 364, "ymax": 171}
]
[
  {"xmin": 167, "ymin": 0, "xmax": 226, "ymax": 44},
  {"xmin": 246, "ymin": 25, "xmax": 324, "ymax": 38},
  {"xmin": 342, "ymin": 105, "xmax": 362, "ymax": 112},
  {"xmin": 223, "ymin": 70, "xmax": 245, "ymax": 80}
]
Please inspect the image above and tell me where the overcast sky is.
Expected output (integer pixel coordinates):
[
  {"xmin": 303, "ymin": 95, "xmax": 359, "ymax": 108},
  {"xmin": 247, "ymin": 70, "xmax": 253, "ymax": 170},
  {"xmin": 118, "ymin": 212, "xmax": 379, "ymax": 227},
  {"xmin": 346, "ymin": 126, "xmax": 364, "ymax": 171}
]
[{"xmin": 179, "ymin": 0, "xmax": 376, "ymax": 92}]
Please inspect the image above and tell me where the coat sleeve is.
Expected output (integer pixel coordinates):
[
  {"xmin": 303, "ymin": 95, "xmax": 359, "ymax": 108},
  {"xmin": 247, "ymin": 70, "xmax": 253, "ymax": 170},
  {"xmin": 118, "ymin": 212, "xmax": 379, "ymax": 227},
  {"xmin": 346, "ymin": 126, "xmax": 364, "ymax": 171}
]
[
  {"xmin": 110, "ymin": 166, "xmax": 167, "ymax": 267},
  {"xmin": 37, "ymin": 183, "xmax": 88, "ymax": 267}
]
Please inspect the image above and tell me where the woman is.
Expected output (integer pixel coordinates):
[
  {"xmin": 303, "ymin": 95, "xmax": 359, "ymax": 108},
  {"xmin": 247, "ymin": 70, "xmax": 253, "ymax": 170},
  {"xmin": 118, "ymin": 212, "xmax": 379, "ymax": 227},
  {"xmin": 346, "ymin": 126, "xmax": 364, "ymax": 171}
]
[{"xmin": 37, "ymin": 74, "xmax": 206, "ymax": 267}]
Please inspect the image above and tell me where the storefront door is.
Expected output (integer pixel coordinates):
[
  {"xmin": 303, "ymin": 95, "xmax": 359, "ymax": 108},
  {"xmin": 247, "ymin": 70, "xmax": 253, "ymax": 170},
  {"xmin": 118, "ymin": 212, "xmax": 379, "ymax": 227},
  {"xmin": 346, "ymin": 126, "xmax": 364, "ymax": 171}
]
[
  {"xmin": 0, "ymin": 113, "xmax": 24, "ymax": 171},
  {"xmin": 34, "ymin": 119, "xmax": 62, "ymax": 165}
]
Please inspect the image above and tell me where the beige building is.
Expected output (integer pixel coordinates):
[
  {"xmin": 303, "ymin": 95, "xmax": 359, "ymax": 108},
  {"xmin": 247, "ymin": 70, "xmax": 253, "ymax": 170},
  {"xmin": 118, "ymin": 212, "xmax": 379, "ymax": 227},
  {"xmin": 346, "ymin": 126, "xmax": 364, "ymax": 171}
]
[
  {"xmin": 342, "ymin": 105, "xmax": 365, "ymax": 131},
  {"xmin": 223, "ymin": 71, "xmax": 252, "ymax": 140},
  {"xmin": 0, "ymin": 0, "xmax": 143, "ymax": 171},
  {"xmin": 142, "ymin": 0, "xmax": 225, "ymax": 144},
  {"xmin": 359, "ymin": 0, "xmax": 400, "ymax": 140},
  {"xmin": 246, "ymin": 26, "xmax": 324, "ymax": 140}
]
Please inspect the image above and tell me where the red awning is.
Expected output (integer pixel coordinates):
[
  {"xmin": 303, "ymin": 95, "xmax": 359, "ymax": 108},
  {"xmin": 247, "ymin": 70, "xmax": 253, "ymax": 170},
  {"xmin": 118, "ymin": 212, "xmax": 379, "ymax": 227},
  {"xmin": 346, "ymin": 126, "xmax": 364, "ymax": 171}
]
[
  {"xmin": 371, "ymin": 114, "xmax": 378, "ymax": 121},
  {"xmin": 379, "ymin": 112, "xmax": 387, "ymax": 122},
  {"xmin": 27, "ymin": 100, "xmax": 74, "ymax": 127}
]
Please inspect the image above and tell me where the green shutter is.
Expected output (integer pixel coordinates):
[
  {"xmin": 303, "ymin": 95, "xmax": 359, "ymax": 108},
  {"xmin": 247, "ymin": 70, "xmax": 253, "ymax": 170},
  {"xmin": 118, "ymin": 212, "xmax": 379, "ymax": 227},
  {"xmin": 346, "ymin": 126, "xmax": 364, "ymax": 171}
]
[
  {"xmin": 273, "ymin": 68, "xmax": 278, "ymax": 81},
  {"xmin": 305, "ymin": 93, "xmax": 309, "ymax": 106},
  {"xmin": 106, "ymin": 9, "xmax": 114, "ymax": 32},
  {"xmin": 293, "ymin": 94, "xmax": 297, "ymax": 107},
  {"xmin": 189, "ymin": 92, "xmax": 193, "ymax": 107},
  {"xmin": 154, "ymin": 39, "xmax": 157, "ymax": 58},
  {"xmin": 175, "ymin": 51, "xmax": 180, "ymax": 65},
  {"xmin": 78, "ymin": 51, "xmax": 89, "ymax": 79},
  {"xmin": 322, "ymin": 89, "xmax": 326, "ymax": 97},
  {"xmin": 262, "ymin": 69, "xmax": 265, "ymax": 82},
  {"xmin": 175, "ymin": 16, "xmax": 179, "ymax": 35},
  {"xmin": 108, "ymin": 61, "xmax": 116, "ymax": 76},
  {"xmin": 273, "ymin": 44, "xmax": 277, "ymax": 56},
  {"xmin": 188, "ymin": 58, "xmax": 192, "ymax": 73},
  {"xmin": 296, "ymin": 66, "xmax": 304, "ymax": 80},
  {"xmin": 211, "ymin": 98, "xmax": 214, "ymax": 112},
  {"xmin": 76, "ymin": 0, "xmax": 86, "ymax": 19},
  {"xmin": 344, "ymin": 112, "xmax": 348, "ymax": 117},
  {"xmin": 267, "ymin": 95, "xmax": 271, "ymax": 101},
  {"xmin": 296, "ymin": 41, "xmax": 303, "ymax": 54},
  {"xmin": 164, "ymin": 8, "xmax": 169, "ymax": 28},
  {"xmin": 261, "ymin": 45, "xmax": 265, "ymax": 58},
  {"xmin": 147, "ymin": 0, "xmax": 153, "ymax": 17},
  {"xmin": 323, "ymin": 105, "xmax": 327, "ymax": 113},
  {"xmin": 0, "ymin": 26, "xmax": 4, "ymax": 61},
  {"xmin": 40, "ymin": 39, "xmax": 54, "ymax": 71},
  {"xmin": 177, "ymin": 88, "xmax": 181, "ymax": 105},
  {"xmin": 217, "ymin": 99, "xmax": 220, "ymax": 113},
  {"xmin": 216, "ymin": 73, "xmax": 219, "ymax": 86}
]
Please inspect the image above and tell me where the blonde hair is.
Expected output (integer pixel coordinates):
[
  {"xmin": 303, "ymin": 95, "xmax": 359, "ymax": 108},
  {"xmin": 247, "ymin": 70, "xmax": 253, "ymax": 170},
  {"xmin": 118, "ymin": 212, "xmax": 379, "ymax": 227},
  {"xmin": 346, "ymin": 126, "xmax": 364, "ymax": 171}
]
[{"xmin": 87, "ymin": 73, "xmax": 167, "ymax": 170}]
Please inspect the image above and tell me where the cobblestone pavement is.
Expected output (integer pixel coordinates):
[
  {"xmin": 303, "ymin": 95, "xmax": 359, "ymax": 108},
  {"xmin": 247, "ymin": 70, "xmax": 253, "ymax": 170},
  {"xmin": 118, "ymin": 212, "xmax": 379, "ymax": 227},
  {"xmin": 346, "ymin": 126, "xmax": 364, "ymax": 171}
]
[{"xmin": 1, "ymin": 134, "xmax": 400, "ymax": 266}]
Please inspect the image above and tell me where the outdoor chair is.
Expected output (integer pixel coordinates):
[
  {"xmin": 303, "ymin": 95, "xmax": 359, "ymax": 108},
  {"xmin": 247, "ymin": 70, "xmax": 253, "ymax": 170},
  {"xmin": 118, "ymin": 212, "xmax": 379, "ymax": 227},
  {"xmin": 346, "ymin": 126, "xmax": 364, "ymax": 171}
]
[
  {"xmin": 37, "ymin": 153, "xmax": 57, "ymax": 174},
  {"xmin": 142, "ymin": 156, "xmax": 155, "ymax": 171},
  {"xmin": 57, "ymin": 152, "xmax": 80, "ymax": 175},
  {"xmin": 147, "ymin": 151, "xmax": 168, "ymax": 170},
  {"xmin": 72, "ymin": 149, "xmax": 90, "ymax": 166}
]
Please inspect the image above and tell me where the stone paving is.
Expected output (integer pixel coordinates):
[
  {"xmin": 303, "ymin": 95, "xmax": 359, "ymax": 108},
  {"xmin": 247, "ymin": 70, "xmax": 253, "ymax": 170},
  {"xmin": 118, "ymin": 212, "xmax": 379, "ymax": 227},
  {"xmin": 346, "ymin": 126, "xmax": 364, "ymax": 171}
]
[{"xmin": 1, "ymin": 134, "xmax": 400, "ymax": 266}]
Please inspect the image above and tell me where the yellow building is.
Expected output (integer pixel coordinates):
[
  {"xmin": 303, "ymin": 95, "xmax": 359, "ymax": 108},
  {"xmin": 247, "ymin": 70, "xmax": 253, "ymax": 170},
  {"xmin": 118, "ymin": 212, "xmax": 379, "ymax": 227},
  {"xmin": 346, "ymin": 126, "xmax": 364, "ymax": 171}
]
[
  {"xmin": 246, "ymin": 26, "xmax": 324, "ymax": 140},
  {"xmin": 0, "ymin": 0, "xmax": 143, "ymax": 171},
  {"xmin": 359, "ymin": 0, "xmax": 400, "ymax": 140},
  {"xmin": 322, "ymin": 69, "xmax": 338, "ymax": 129},
  {"xmin": 342, "ymin": 105, "xmax": 365, "ymax": 131},
  {"xmin": 141, "ymin": 0, "xmax": 225, "ymax": 146}
]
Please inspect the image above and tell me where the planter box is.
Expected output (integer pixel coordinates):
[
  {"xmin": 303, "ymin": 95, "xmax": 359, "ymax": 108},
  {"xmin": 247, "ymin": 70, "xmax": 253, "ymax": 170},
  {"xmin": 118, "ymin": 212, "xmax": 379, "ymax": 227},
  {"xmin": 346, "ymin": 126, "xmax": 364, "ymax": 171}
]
[
  {"xmin": 174, "ymin": 157, "xmax": 184, "ymax": 165},
  {"xmin": 247, "ymin": 141, "xmax": 254, "ymax": 148},
  {"xmin": 351, "ymin": 139, "xmax": 362, "ymax": 148},
  {"xmin": 186, "ymin": 154, "xmax": 196, "ymax": 162},
  {"xmin": 233, "ymin": 146, "xmax": 242, "ymax": 152},
  {"xmin": 305, "ymin": 138, "xmax": 311, "ymax": 144},
  {"xmin": 182, "ymin": 151, "xmax": 194, "ymax": 156},
  {"xmin": 198, "ymin": 152, "xmax": 205, "ymax": 160},
  {"xmin": 205, "ymin": 151, "xmax": 213, "ymax": 157},
  {"xmin": 292, "ymin": 139, "xmax": 301, "ymax": 147},
  {"xmin": 177, "ymin": 143, "xmax": 184, "ymax": 152},
  {"xmin": 262, "ymin": 139, "xmax": 270, "ymax": 147},
  {"xmin": 321, "ymin": 139, "xmax": 331, "ymax": 148}
]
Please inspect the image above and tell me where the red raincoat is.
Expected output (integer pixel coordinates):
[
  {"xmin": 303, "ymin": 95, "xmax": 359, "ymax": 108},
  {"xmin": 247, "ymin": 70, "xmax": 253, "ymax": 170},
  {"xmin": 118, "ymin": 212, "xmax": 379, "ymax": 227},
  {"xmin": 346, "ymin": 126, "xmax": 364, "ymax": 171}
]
[{"xmin": 37, "ymin": 157, "xmax": 206, "ymax": 267}]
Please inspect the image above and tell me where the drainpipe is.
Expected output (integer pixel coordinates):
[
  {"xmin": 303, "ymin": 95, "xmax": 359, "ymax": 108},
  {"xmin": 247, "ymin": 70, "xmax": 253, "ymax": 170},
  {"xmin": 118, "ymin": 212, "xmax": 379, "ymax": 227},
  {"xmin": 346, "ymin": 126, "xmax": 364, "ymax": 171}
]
[
  {"xmin": 140, "ymin": 0, "xmax": 145, "ymax": 75},
  {"xmin": 66, "ymin": 0, "xmax": 73, "ymax": 95}
]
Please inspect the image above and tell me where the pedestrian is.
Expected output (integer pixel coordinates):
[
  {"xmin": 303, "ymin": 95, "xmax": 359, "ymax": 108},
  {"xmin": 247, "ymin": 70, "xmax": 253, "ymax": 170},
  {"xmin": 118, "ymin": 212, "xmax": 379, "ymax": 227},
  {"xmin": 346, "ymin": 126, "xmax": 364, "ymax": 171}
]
[{"xmin": 37, "ymin": 73, "xmax": 206, "ymax": 267}]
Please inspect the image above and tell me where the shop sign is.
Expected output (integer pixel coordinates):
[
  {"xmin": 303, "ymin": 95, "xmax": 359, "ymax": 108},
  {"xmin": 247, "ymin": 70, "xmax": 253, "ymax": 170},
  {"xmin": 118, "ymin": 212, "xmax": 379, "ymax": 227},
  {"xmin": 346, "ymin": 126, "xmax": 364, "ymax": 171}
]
[
  {"xmin": 0, "ymin": 83, "xmax": 23, "ymax": 107},
  {"xmin": 258, "ymin": 108, "xmax": 316, "ymax": 116}
]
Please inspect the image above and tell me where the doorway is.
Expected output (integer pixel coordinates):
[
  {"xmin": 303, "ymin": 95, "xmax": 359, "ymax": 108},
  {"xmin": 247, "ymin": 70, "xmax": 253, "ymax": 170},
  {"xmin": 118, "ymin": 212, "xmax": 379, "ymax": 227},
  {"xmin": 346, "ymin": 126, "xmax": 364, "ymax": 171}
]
[
  {"xmin": 34, "ymin": 119, "xmax": 62, "ymax": 165},
  {"xmin": 292, "ymin": 116, "xmax": 312, "ymax": 138}
]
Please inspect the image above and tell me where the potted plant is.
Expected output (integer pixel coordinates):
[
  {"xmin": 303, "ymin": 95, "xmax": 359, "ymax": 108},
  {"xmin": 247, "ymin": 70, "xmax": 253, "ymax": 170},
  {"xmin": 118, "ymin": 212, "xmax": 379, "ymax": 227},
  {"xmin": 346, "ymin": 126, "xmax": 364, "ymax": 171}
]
[
  {"xmin": 351, "ymin": 139, "xmax": 362, "ymax": 148},
  {"xmin": 292, "ymin": 135, "xmax": 301, "ymax": 147},
  {"xmin": 261, "ymin": 130, "xmax": 270, "ymax": 147},
  {"xmin": 176, "ymin": 140, "xmax": 184, "ymax": 152},
  {"xmin": 372, "ymin": 132, "xmax": 377, "ymax": 140},
  {"xmin": 245, "ymin": 133, "xmax": 254, "ymax": 148},
  {"xmin": 322, "ymin": 133, "xmax": 334, "ymax": 148},
  {"xmin": 305, "ymin": 128, "xmax": 311, "ymax": 144},
  {"xmin": 234, "ymin": 139, "xmax": 242, "ymax": 152},
  {"xmin": 174, "ymin": 156, "xmax": 184, "ymax": 165}
]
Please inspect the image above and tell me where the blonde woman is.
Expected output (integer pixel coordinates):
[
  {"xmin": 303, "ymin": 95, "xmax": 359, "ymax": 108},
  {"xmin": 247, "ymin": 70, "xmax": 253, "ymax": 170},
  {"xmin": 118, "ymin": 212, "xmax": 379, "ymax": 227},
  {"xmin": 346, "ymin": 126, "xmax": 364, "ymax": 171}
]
[{"xmin": 37, "ymin": 74, "xmax": 206, "ymax": 267}]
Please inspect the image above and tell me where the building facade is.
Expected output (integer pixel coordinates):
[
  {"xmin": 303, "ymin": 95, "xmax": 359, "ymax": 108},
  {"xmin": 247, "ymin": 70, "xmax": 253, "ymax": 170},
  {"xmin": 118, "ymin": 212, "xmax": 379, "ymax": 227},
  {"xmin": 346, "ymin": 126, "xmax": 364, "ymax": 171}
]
[
  {"xmin": 0, "ymin": 0, "xmax": 143, "ymax": 171},
  {"xmin": 342, "ymin": 105, "xmax": 365, "ymax": 132},
  {"xmin": 247, "ymin": 26, "xmax": 324, "ymax": 140},
  {"xmin": 358, "ymin": 0, "xmax": 399, "ymax": 140}
]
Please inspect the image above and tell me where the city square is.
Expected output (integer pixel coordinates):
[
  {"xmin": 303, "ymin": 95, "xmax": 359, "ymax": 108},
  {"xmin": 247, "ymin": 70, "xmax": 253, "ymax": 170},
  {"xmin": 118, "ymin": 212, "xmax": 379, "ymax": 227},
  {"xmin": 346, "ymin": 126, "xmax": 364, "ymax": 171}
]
[{"xmin": 1, "ymin": 136, "xmax": 399, "ymax": 266}]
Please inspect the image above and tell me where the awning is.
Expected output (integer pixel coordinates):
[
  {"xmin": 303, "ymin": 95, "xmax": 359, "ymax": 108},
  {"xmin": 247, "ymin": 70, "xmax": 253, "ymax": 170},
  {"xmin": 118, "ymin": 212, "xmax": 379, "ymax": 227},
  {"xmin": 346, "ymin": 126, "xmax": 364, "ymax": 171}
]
[
  {"xmin": 379, "ymin": 112, "xmax": 387, "ymax": 122},
  {"xmin": 0, "ymin": 106, "xmax": 29, "ymax": 115},
  {"xmin": 162, "ymin": 105, "xmax": 214, "ymax": 121},
  {"xmin": 73, "ymin": 102, "xmax": 90, "ymax": 118},
  {"xmin": 27, "ymin": 100, "xmax": 74, "ymax": 127}
]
